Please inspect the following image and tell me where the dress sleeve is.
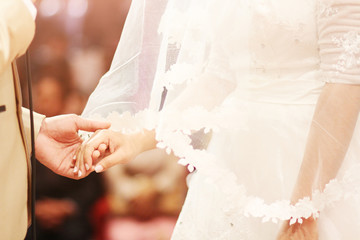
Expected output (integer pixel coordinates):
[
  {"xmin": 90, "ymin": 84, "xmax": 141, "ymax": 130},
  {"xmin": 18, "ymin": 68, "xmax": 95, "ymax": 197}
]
[
  {"xmin": 318, "ymin": 0, "xmax": 360, "ymax": 84},
  {"xmin": 285, "ymin": 1, "xmax": 360, "ymax": 220}
]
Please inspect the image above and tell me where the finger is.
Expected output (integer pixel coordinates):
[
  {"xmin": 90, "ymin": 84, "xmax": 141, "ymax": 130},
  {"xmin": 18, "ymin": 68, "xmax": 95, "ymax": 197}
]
[
  {"xmin": 83, "ymin": 146, "xmax": 96, "ymax": 173},
  {"xmin": 94, "ymin": 149, "xmax": 127, "ymax": 173},
  {"xmin": 77, "ymin": 130, "xmax": 110, "ymax": 174},
  {"xmin": 277, "ymin": 234, "xmax": 285, "ymax": 240},
  {"xmin": 81, "ymin": 135, "xmax": 96, "ymax": 173},
  {"xmin": 75, "ymin": 138, "xmax": 90, "ymax": 175},
  {"xmin": 91, "ymin": 143, "xmax": 107, "ymax": 163},
  {"xmin": 83, "ymin": 144, "xmax": 99, "ymax": 167},
  {"xmin": 92, "ymin": 150, "xmax": 101, "ymax": 161},
  {"xmin": 82, "ymin": 130, "xmax": 101, "ymax": 164},
  {"xmin": 91, "ymin": 143, "xmax": 108, "ymax": 163},
  {"xmin": 70, "ymin": 150, "xmax": 77, "ymax": 169},
  {"xmin": 98, "ymin": 143, "xmax": 108, "ymax": 155},
  {"xmin": 75, "ymin": 142, "xmax": 86, "ymax": 178},
  {"xmin": 92, "ymin": 143, "xmax": 108, "ymax": 164},
  {"xmin": 84, "ymin": 131, "xmax": 110, "ymax": 165},
  {"xmin": 293, "ymin": 227, "xmax": 304, "ymax": 240},
  {"xmin": 73, "ymin": 149, "xmax": 80, "ymax": 174},
  {"xmin": 81, "ymin": 132, "xmax": 105, "ymax": 176},
  {"xmin": 79, "ymin": 140, "xmax": 91, "ymax": 178},
  {"xmin": 74, "ymin": 142, "xmax": 85, "ymax": 174},
  {"xmin": 92, "ymin": 150, "xmax": 110, "ymax": 166},
  {"xmin": 286, "ymin": 225, "xmax": 294, "ymax": 239},
  {"xmin": 74, "ymin": 116, "xmax": 111, "ymax": 132}
]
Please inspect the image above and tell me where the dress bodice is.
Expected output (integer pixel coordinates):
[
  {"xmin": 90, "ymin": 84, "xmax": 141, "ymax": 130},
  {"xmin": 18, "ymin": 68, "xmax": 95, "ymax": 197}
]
[
  {"xmin": 158, "ymin": 0, "xmax": 360, "ymax": 105},
  {"xmin": 82, "ymin": 1, "xmax": 360, "ymax": 236},
  {"xmin": 206, "ymin": 0, "xmax": 323, "ymax": 103}
]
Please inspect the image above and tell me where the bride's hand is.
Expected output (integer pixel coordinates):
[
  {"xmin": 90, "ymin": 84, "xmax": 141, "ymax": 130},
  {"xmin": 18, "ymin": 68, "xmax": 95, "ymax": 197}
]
[
  {"xmin": 74, "ymin": 129, "xmax": 157, "ymax": 176},
  {"xmin": 277, "ymin": 217, "xmax": 318, "ymax": 240}
]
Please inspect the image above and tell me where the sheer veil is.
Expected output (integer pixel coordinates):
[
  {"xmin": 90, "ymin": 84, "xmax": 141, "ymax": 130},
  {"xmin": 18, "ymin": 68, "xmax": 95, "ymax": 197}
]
[
  {"xmin": 82, "ymin": 0, "xmax": 167, "ymax": 117},
  {"xmin": 82, "ymin": 0, "xmax": 236, "ymax": 117},
  {"xmin": 81, "ymin": 0, "xmax": 360, "ymax": 227}
]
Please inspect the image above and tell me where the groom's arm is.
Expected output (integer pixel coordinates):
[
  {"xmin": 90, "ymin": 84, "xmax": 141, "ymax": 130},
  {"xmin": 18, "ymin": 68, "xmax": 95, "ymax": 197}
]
[
  {"xmin": 35, "ymin": 114, "xmax": 111, "ymax": 179},
  {"xmin": 0, "ymin": 0, "xmax": 42, "ymax": 146},
  {"xmin": 22, "ymin": 109, "xmax": 111, "ymax": 179},
  {"xmin": 0, "ymin": 0, "xmax": 35, "ymax": 73}
]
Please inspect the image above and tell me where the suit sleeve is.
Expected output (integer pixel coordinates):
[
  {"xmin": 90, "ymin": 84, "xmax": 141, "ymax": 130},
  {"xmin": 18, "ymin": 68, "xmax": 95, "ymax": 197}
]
[{"xmin": 0, "ymin": 0, "xmax": 35, "ymax": 74}]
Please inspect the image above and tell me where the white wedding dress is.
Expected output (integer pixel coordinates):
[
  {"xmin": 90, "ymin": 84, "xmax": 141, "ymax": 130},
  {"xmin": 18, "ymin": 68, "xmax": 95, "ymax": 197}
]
[{"xmin": 82, "ymin": 0, "xmax": 360, "ymax": 239}]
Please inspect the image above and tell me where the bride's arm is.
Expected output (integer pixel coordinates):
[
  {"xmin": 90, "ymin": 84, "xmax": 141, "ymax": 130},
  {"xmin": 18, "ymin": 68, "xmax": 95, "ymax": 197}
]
[
  {"xmin": 290, "ymin": 83, "xmax": 360, "ymax": 203},
  {"xmin": 75, "ymin": 69, "xmax": 231, "ymax": 174},
  {"xmin": 291, "ymin": 0, "xmax": 360, "ymax": 208},
  {"xmin": 279, "ymin": 0, "xmax": 360, "ymax": 238},
  {"xmin": 277, "ymin": 83, "xmax": 360, "ymax": 240},
  {"xmin": 75, "ymin": 129, "xmax": 157, "ymax": 174}
]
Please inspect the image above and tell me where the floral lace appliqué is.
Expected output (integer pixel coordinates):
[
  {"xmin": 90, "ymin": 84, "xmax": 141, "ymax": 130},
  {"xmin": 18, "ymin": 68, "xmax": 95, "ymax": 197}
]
[
  {"xmin": 318, "ymin": 1, "xmax": 338, "ymax": 18},
  {"xmin": 332, "ymin": 31, "xmax": 360, "ymax": 73}
]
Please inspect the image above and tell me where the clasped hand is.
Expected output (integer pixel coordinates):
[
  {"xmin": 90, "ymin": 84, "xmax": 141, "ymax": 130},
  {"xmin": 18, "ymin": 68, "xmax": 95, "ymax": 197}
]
[
  {"xmin": 73, "ymin": 129, "xmax": 319, "ymax": 240},
  {"xmin": 73, "ymin": 129, "xmax": 156, "ymax": 178},
  {"xmin": 35, "ymin": 114, "xmax": 110, "ymax": 179},
  {"xmin": 277, "ymin": 217, "xmax": 318, "ymax": 240}
]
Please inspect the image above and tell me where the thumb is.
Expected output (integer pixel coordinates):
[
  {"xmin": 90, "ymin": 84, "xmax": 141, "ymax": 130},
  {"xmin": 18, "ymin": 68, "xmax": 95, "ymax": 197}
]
[
  {"xmin": 94, "ymin": 150, "xmax": 128, "ymax": 173},
  {"xmin": 74, "ymin": 116, "xmax": 111, "ymax": 132}
]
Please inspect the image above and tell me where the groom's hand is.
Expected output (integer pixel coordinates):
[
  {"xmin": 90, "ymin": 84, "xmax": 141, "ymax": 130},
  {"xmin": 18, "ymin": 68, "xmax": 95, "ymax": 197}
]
[{"xmin": 35, "ymin": 114, "xmax": 110, "ymax": 179}]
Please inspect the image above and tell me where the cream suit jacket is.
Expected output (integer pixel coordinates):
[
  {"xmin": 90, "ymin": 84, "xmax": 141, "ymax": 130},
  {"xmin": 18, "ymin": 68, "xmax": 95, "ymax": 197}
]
[{"xmin": 0, "ymin": 0, "xmax": 44, "ymax": 239}]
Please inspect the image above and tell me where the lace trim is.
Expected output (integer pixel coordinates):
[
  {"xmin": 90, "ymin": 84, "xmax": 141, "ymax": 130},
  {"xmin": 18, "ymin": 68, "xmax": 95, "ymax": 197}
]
[
  {"xmin": 244, "ymin": 164, "xmax": 360, "ymax": 224},
  {"xmin": 87, "ymin": 109, "xmax": 360, "ymax": 225},
  {"xmin": 158, "ymin": 125, "xmax": 360, "ymax": 225}
]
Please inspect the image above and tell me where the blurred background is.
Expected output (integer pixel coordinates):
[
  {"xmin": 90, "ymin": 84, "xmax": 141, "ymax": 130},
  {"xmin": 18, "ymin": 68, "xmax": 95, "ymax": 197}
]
[{"xmin": 18, "ymin": 1, "xmax": 187, "ymax": 239}]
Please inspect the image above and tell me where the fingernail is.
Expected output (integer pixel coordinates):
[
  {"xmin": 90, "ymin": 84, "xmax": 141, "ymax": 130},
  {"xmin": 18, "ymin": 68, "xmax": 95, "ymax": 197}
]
[
  {"xmin": 73, "ymin": 155, "xmax": 76, "ymax": 160},
  {"xmin": 85, "ymin": 164, "xmax": 90, "ymax": 171},
  {"xmin": 94, "ymin": 165, "xmax": 104, "ymax": 173},
  {"xmin": 73, "ymin": 166, "xmax": 78, "ymax": 173},
  {"xmin": 78, "ymin": 170, "xmax": 82, "ymax": 177}
]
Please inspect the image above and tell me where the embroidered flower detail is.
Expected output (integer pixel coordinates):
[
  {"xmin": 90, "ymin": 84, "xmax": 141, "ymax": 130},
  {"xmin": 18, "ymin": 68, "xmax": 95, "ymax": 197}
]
[
  {"xmin": 332, "ymin": 31, "xmax": 360, "ymax": 73},
  {"xmin": 318, "ymin": 1, "xmax": 338, "ymax": 18}
]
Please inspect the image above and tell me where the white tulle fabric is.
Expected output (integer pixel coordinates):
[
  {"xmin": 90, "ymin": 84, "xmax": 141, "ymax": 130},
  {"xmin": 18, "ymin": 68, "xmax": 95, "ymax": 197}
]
[{"xmin": 82, "ymin": 0, "xmax": 360, "ymax": 239}]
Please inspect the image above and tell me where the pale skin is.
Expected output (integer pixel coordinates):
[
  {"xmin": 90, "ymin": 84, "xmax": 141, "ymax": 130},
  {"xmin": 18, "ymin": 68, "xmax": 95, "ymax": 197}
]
[
  {"xmin": 74, "ymin": 129, "xmax": 157, "ymax": 176},
  {"xmin": 35, "ymin": 114, "xmax": 110, "ymax": 179},
  {"xmin": 0, "ymin": 0, "xmax": 110, "ymax": 177},
  {"xmin": 74, "ymin": 83, "xmax": 360, "ymax": 239},
  {"xmin": 277, "ymin": 83, "xmax": 360, "ymax": 239},
  {"xmin": 277, "ymin": 217, "xmax": 318, "ymax": 240}
]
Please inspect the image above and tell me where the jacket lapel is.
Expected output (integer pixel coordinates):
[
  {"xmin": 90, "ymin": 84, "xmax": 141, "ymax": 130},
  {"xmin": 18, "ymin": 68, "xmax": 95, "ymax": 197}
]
[{"xmin": 11, "ymin": 61, "xmax": 32, "ymax": 223}]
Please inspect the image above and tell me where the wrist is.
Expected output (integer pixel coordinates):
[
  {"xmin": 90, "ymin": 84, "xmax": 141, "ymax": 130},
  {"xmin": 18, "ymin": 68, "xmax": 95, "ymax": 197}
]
[
  {"xmin": 35, "ymin": 117, "xmax": 48, "ymax": 159},
  {"xmin": 133, "ymin": 130, "xmax": 157, "ymax": 155},
  {"xmin": 36, "ymin": 117, "xmax": 48, "ymax": 138}
]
